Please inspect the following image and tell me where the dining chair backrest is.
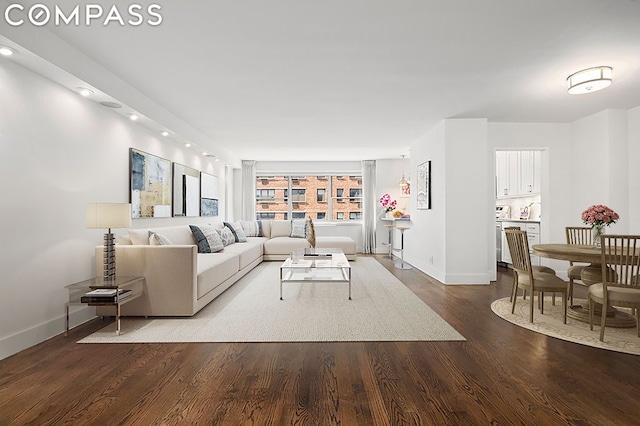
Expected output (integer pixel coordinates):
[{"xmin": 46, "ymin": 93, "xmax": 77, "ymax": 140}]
[
  {"xmin": 505, "ymin": 228, "xmax": 532, "ymax": 276},
  {"xmin": 566, "ymin": 226, "xmax": 592, "ymax": 245},
  {"xmin": 600, "ymin": 235, "xmax": 640, "ymax": 289}
]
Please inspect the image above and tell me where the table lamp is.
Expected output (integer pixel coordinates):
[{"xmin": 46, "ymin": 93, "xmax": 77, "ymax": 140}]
[{"xmin": 86, "ymin": 203, "xmax": 132, "ymax": 279}]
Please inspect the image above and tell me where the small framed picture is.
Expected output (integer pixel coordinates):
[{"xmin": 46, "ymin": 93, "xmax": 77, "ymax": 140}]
[{"xmin": 520, "ymin": 205, "xmax": 530, "ymax": 220}]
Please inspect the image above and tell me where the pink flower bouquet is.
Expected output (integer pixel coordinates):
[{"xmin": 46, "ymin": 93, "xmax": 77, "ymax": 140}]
[
  {"xmin": 581, "ymin": 204, "xmax": 619, "ymax": 227},
  {"xmin": 379, "ymin": 193, "xmax": 397, "ymax": 213}
]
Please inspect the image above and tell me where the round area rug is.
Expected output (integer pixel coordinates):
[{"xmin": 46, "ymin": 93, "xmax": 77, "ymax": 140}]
[{"xmin": 491, "ymin": 297, "xmax": 639, "ymax": 356}]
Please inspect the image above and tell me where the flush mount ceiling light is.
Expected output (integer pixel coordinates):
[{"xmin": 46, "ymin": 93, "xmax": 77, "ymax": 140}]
[
  {"xmin": 129, "ymin": 114, "xmax": 140, "ymax": 121},
  {"xmin": 567, "ymin": 66, "xmax": 613, "ymax": 94},
  {"xmin": 184, "ymin": 143, "xmax": 191, "ymax": 147},
  {"xmin": 0, "ymin": 45, "xmax": 16, "ymax": 56},
  {"xmin": 76, "ymin": 87, "xmax": 94, "ymax": 97},
  {"xmin": 100, "ymin": 101, "xmax": 121, "ymax": 109},
  {"xmin": 161, "ymin": 131, "xmax": 169, "ymax": 137}
]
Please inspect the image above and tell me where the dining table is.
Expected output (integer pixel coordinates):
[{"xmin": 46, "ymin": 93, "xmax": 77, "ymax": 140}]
[{"xmin": 531, "ymin": 243, "xmax": 636, "ymax": 328}]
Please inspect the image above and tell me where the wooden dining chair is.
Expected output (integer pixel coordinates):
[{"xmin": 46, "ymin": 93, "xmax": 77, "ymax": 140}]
[
  {"xmin": 504, "ymin": 226, "xmax": 556, "ymax": 303},
  {"xmin": 505, "ymin": 228, "xmax": 568, "ymax": 323},
  {"xmin": 565, "ymin": 226, "xmax": 593, "ymax": 304},
  {"xmin": 588, "ymin": 235, "xmax": 640, "ymax": 341}
]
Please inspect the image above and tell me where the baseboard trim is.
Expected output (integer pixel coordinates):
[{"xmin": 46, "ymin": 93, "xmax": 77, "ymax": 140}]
[{"xmin": 0, "ymin": 306, "xmax": 95, "ymax": 361}]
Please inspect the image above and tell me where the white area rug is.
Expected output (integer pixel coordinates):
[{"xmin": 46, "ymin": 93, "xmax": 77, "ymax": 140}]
[
  {"xmin": 79, "ymin": 257, "xmax": 465, "ymax": 343},
  {"xmin": 491, "ymin": 297, "xmax": 639, "ymax": 355}
]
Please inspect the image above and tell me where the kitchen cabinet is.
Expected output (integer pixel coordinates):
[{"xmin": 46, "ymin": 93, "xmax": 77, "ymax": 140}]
[
  {"xmin": 501, "ymin": 221, "xmax": 540, "ymax": 266},
  {"xmin": 519, "ymin": 150, "xmax": 541, "ymax": 195},
  {"xmin": 496, "ymin": 150, "xmax": 541, "ymax": 198}
]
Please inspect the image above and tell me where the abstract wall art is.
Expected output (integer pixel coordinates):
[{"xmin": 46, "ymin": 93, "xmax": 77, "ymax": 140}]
[
  {"xmin": 130, "ymin": 148, "xmax": 172, "ymax": 218},
  {"xmin": 200, "ymin": 172, "xmax": 219, "ymax": 216}
]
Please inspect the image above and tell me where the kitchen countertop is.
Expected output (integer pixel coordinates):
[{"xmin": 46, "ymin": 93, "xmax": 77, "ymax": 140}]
[{"xmin": 496, "ymin": 218, "xmax": 541, "ymax": 223}]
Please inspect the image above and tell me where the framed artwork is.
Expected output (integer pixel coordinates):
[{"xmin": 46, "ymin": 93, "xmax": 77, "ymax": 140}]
[
  {"xmin": 130, "ymin": 148, "xmax": 172, "ymax": 218},
  {"xmin": 200, "ymin": 172, "xmax": 219, "ymax": 216},
  {"xmin": 172, "ymin": 163, "xmax": 200, "ymax": 217},
  {"xmin": 416, "ymin": 160, "xmax": 431, "ymax": 210}
]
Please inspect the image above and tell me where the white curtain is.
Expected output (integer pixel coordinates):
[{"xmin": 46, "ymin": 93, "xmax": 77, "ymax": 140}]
[
  {"xmin": 362, "ymin": 160, "xmax": 377, "ymax": 254},
  {"xmin": 241, "ymin": 160, "xmax": 256, "ymax": 220}
]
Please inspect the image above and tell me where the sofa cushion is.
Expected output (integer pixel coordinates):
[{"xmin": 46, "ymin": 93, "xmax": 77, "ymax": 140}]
[
  {"xmin": 149, "ymin": 231, "xmax": 173, "ymax": 245},
  {"xmin": 222, "ymin": 238, "xmax": 265, "ymax": 269},
  {"xmin": 290, "ymin": 219, "xmax": 306, "ymax": 238},
  {"xmin": 189, "ymin": 225, "xmax": 224, "ymax": 253},
  {"xmin": 315, "ymin": 236, "xmax": 356, "ymax": 255},
  {"xmin": 129, "ymin": 225, "xmax": 195, "ymax": 245},
  {"xmin": 264, "ymin": 236, "xmax": 311, "ymax": 255},
  {"xmin": 196, "ymin": 252, "xmax": 240, "ymax": 298},
  {"xmin": 261, "ymin": 220, "xmax": 272, "ymax": 238},
  {"xmin": 270, "ymin": 221, "xmax": 291, "ymax": 238}
]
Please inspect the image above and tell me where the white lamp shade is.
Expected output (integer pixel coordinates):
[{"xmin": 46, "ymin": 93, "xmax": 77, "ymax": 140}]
[
  {"xmin": 86, "ymin": 203, "xmax": 132, "ymax": 229},
  {"xmin": 567, "ymin": 66, "xmax": 612, "ymax": 94}
]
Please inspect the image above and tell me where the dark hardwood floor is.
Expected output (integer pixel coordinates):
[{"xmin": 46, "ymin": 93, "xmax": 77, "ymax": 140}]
[{"xmin": 1, "ymin": 256, "xmax": 638, "ymax": 425}]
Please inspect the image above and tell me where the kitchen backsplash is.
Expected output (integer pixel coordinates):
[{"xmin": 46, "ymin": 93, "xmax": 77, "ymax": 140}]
[{"xmin": 496, "ymin": 195, "xmax": 541, "ymax": 220}]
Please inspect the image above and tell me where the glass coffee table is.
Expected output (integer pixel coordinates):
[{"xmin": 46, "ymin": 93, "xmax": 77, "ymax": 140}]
[{"xmin": 279, "ymin": 248, "xmax": 352, "ymax": 300}]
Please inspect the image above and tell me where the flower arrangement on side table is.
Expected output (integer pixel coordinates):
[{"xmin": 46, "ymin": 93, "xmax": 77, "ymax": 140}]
[
  {"xmin": 379, "ymin": 194, "xmax": 397, "ymax": 218},
  {"xmin": 581, "ymin": 204, "xmax": 619, "ymax": 247}
]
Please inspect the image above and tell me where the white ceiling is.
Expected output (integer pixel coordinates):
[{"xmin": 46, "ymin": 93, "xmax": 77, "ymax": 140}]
[{"xmin": 2, "ymin": 0, "xmax": 640, "ymax": 164}]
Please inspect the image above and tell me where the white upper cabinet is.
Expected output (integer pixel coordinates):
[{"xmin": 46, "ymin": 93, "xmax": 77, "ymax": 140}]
[
  {"xmin": 496, "ymin": 150, "xmax": 541, "ymax": 199},
  {"xmin": 519, "ymin": 150, "xmax": 541, "ymax": 195}
]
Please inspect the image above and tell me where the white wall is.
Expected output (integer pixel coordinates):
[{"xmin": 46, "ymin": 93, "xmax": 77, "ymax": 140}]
[
  {"xmin": 0, "ymin": 59, "xmax": 223, "ymax": 360},
  {"xmin": 629, "ymin": 106, "xmax": 640, "ymax": 234}
]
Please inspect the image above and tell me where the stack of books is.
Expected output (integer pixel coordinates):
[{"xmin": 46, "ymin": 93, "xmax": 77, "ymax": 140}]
[{"xmin": 81, "ymin": 288, "xmax": 133, "ymax": 304}]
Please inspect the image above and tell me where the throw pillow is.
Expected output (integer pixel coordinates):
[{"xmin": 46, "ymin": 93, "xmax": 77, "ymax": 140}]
[
  {"xmin": 216, "ymin": 226, "xmax": 236, "ymax": 246},
  {"xmin": 290, "ymin": 219, "xmax": 307, "ymax": 238},
  {"xmin": 224, "ymin": 221, "xmax": 247, "ymax": 242},
  {"xmin": 149, "ymin": 231, "xmax": 173, "ymax": 246},
  {"xmin": 305, "ymin": 217, "xmax": 316, "ymax": 248},
  {"xmin": 239, "ymin": 220, "xmax": 263, "ymax": 237},
  {"xmin": 189, "ymin": 225, "xmax": 224, "ymax": 253}
]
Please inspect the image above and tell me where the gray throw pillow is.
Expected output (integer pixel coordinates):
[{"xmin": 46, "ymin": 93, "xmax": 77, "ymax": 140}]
[
  {"xmin": 290, "ymin": 219, "xmax": 306, "ymax": 238},
  {"xmin": 189, "ymin": 225, "xmax": 224, "ymax": 253},
  {"xmin": 225, "ymin": 221, "xmax": 247, "ymax": 242},
  {"xmin": 216, "ymin": 227, "xmax": 236, "ymax": 246},
  {"xmin": 240, "ymin": 220, "xmax": 263, "ymax": 237}
]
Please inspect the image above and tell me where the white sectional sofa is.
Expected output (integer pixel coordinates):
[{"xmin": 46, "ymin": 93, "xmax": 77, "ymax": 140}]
[{"xmin": 96, "ymin": 219, "xmax": 356, "ymax": 317}]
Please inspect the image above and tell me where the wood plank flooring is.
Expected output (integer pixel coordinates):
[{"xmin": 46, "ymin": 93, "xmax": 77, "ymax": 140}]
[{"xmin": 1, "ymin": 256, "xmax": 638, "ymax": 425}]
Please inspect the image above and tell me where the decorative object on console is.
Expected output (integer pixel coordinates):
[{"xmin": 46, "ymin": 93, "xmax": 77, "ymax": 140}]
[
  {"xmin": 379, "ymin": 193, "xmax": 397, "ymax": 217},
  {"xmin": 581, "ymin": 204, "xmax": 619, "ymax": 247},
  {"xmin": 86, "ymin": 203, "xmax": 132, "ymax": 279},
  {"xmin": 200, "ymin": 172, "xmax": 219, "ymax": 216},
  {"xmin": 130, "ymin": 148, "xmax": 172, "ymax": 218},
  {"xmin": 567, "ymin": 66, "xmax": 612, "ymax": 95},
  {"xmin": 416, "ymin": 160, "xmax": 431, "ymax": 210}
]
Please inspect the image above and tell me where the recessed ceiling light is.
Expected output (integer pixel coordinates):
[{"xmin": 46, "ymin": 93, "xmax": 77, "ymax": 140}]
[
  {"xmin": 0, "ymin": 45, "xmax": 15, "ymax": 56},
  {"xmin": 202, "ymin": 151, "xmax": 208, "ymax": 156},
  {"xmin": 215, "ymin": 158, "xmax": 220, "ymax": 162},
  {"xmin": 76, "ymin": 87, "xmax": 94, "ymax": 97},
  {"xmin": 100, "ymin": 101, "xmax": 122, "ymax": 109},
  {"xmin": 161, "ymin": 131, "xmax": 169, "ymax": 137},
  {"xmin": 129, "ymin": 114, "xmax": 140, "ymax": 121},
  {"xmin": 184, "ymin": 143, "xmax": 191, "ymax": 147}
]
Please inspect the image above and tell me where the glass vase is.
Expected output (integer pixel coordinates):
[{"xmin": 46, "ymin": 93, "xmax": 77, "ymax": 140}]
[{"xmin": 592, "ymin": 224, "xmax": 605, "ymax": 247}]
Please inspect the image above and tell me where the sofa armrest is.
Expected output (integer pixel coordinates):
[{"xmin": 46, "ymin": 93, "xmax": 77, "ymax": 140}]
[{"xmin": 95, "ymin": 245, "xmax": 198, "ymax": 316}]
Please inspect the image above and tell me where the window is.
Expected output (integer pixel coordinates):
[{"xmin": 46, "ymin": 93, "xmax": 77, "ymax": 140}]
[
  {"xmin": 349, "ymin": 188, "xmax": 362, "ymax": 202},
  {"xmin": 256, "ymin": 174, "xmax": 362, "ymax": 221},
  {"xmin": 291, "ymin": 189, "xmax": 306, "ymax": 202},
  {"xmin": 256, "ymin": 189, "xmax": 275, "ymax": 202},
  {"xmin": 349, "ymin": 212, "xmax": 362, "ymax": 220}
]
